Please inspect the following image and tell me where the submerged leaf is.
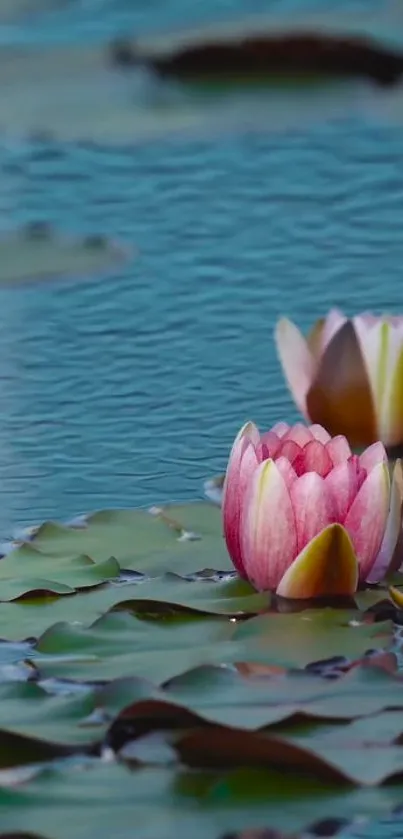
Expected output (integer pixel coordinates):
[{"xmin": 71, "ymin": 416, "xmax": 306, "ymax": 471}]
[{"xmin": 0, "ymin": 226, "xmax": 130, "ymax": 286}]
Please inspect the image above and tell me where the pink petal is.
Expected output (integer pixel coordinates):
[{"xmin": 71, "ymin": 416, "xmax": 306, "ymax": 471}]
[
  {"xmin": 325, "ymin": 460, "xmax": 363, "ymax": 523},
  {"xmin": 274, "ymin": 455, "xmax": 298, "ymax": 490},
  {"xmin": 222, "ymin": 422, "xmax": 260, "ymax": 577},
  {"xmin": 348, "ymin": 455, "xmax": 367, "ymax": 491},
  {"xmin": 275, "ymin": 318, "xmax": 315, "ymax": 416},
  {"xmin": 259, "ymin": 431, "xmax": 282, "ymax": 459},
  {"xmin": 293, "ymin": 440, "xmax": 333, "ymax": 478},
  {"xmin": 325, "ymin": 435, "xmax": 352, "ymax": 466},
  {"xmin": 321, "ymin": 308, "xmax": 348, "ymax": 351},
  {"xmin": 271, "ymin": 422, "xmax": 290, "ymax": 438},
  {"xmin": 366, "ymin": 459, "xmax": 403, "ymax": 583},
  {"xmin": 343, "ymin": 461, "xmax": 391, "ymax": 580},
  {"xmin": 309, "ymin": 424, "xmax": 332, "ymax": 444},
  {"xmin": 277, "ymin": 439, "xmax": 303, "ymax": 466},
  {"xmin": 240, "ymin": 459, "xmax": 297, "ymax": 591},
  {"xmin": 290, "ymin": 472, "xmax": 335, "ymax": 553},
  {"xmin": 282, "ymin": 423, "xmax": 314, "ymax": 447},
  {"xmin": 359, "ymin": 441, "xmax": 387, "ymax": 473}
]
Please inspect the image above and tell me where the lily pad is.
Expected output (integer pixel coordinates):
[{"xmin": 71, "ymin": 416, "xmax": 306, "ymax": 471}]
[
  {"xmin": 0, "ymin": 761, "xmax": 402, "ymax": 839},
  {"xmin": 0, "ymin": 33, "xmax": 386, "ymax": 145},
  {"xmin": 232, "ymin": 609, "xmax": 393, "ymax": 667},
  {"xmin": 31, "ymin": 609, "xmax": 391, "ymax": 685},
  {"xmin": 0, "ymin": 226, "xmax": 130, "ymax": 285},
  {"xmin": 0, "ymin": 573, "xmax": 267, "ymax": 642},
  {"xmin": 107, "ymin": 659, "xmax": 403, "ymax": 736},
  {"xmin": 0, "ymin": 678, "xmax": 156, "ymax": 753},
  {"xmin": 33, "ymin": 612, "xmax": 244, "ymax": 684},
  {"xmin": 120, "ymin": 30, "xmax": 403, "ymax": 87},
  {"xmin": 29, "ymin": 502, "xmax": 231, "ymax": 577},
  {"xmin": 0, "ymin": 544, "xmax": 119, "ymax": 601}
]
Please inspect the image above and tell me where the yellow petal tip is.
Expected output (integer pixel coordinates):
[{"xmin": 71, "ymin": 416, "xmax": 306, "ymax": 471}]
[
  {"xmin": 276, "ymin": 523, "xmax": 359, "ymax": 600},
  {"xmin": 389, "ymin": 586, "xmax": 403, "ymax": 609}
]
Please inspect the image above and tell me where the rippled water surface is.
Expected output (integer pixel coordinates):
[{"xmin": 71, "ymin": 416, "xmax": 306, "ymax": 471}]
[{"xmin": 1, "ymin": 0, "xmax": 403, "ymax": 541}]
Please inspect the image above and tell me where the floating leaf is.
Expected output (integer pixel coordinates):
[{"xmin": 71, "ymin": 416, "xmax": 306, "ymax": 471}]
[
  {"xmin": 0, "ymin": 572, "xmax": 268, "ymax": 643},
  {"xmin": 40, "ymin": 606, "xmax": 383, "ymax": 689},
  {"xmin": 0, "ymin": 761, "xmax": 402, "ymax": 838},
  {"xmin": 30, "ymin": 503, "xmax": 231, "ymax": 577},
  {"xmin": 0, "ymin": 27, "xmax": 395, "ymax": 146},
  {"xmin": 0, "ymin": 544, "xmax": 119, "ymax": 601},
  {"xmin": 232, "ymin": 610, "xmax": 393, "ymax": 668},
  {"xmin": 105, "ymin": 660, "xmax": 403, "ymax": 746},
  {"xmin": 0, "ymin": 678, "xmax": 158, "ymax": 753},
  {"xmin": 33, "ymin": 612, "xmax": 244, "ymax": 684},
  {"xmin": 0, "ymin": 226, "xmax": 130, "ymax": 285}
]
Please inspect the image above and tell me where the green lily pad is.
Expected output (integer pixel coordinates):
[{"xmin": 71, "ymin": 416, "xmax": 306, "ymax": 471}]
[
  {"xmin": 174, "ymin": 724, "xmax": 403, "ymax": 785},
  {"xmin": 108, "ymin": 575, "xmax": 269, "ymax": 617},
  {"xmin": 232, "ymin": 609, "xmax": 393, "ymax": 667},
  {"xmin": 0, "ymin": 545, "xmax": 119, "ymax": 601},
  {"xmin": 0, "ymin": 760, "xmax": 402, "ymax": 839},
  {"xmin": 29, "ymin": 503, "xmax": 231, "ymax": 577},
  {"xmin": 32, "ymin": 608, "xmax": 391, "ymax": 686},
  {"xmin": 0, "ymin": 678, "xmax": 157, "ymax": 754},
  {"xmin": 0, "ymin": 574, "xmax": 268, "ymax": 643},
  {"xmin": 33, "ymin": 612, "xmax": 245, "ymax": 684},
  {"xmin": 108, "ymin": 659, "xmax": 403, "ymax": 734}
]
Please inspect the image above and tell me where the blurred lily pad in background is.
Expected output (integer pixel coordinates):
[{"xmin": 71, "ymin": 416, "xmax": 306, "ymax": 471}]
[{"xmin": 0, "ymin": 225, "xmax": 130, "ymax": 285}]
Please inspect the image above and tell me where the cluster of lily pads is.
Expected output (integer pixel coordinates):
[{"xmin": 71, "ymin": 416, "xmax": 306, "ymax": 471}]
[{"xmin": 0, "ymin": 483, "xmax": 402, "ymax": 837}]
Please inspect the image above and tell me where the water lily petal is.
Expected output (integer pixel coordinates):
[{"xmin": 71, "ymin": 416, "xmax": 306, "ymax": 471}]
[
  {"xmin": 277, "ymin": 439, "xmax": 303, "ymax": 465},
  {"xmin": 366, "ymin": 459, "xmax": 403, "ymax": 583},
  {"xmin": 389, "ymin": 586, "xmax": 403, "ymax": 608},
  {"xmin": 290, "ymin": 472, "xmax": 335, "ymax": 552},
  {"xmin": 383, "ymin": 343, "xmax": 403, "ymax": 448},
  {"xmin": 325, "ymin": 460, "xmax": 362, "ymax": 523},
  {"xmin": 259, "ymin": 431, "xmax": 282, "ymax": 459},
  {"xmin": 306, "ymin": 317, "xmax": 325, "ymax": 359},
  {"xmin": 359, "ymin": 441, "xmax": 388, "ymax": 472},
  {"xmin": 325, "ymin": 435, "xmax": 352, "ymax": 466},
  {"xmin": 282, "ymin": 422, "xmax": 314, "ymax": 447},
  {"xmin": 271, "ymin": 422, "xmax": 290, "ymax": 438},
  {"xmin": 273, "ymin": 455, "xmax": 298, "ymax": 490},
  {"xmin": 294, "ymin": 439, "xmax": 333, "ymax": 477},
  {"xmin": 321, "ymin": 308, "xmax": 348, "ymax": 351},
  {"xmin": 241, "ymin": 459, "xmax": 297, "ymax": 591},
  {"xmin": 222, "ymin": 422, "xmax": 260, "ymax": 576},
  {"xmin": 275, "ymin": 318, "xmax": 315, "ymax": 416},
  {"xmin": 352, "ymin": 318, "xmax": 403, "ymax": 447},
  {"xmin": 309, "ymin": 424, "xmax": 332, "ymax": 444},
  {"xmin": 344, "ymin": 461, "xmax": 390, "ymax": 580},
  {"xmin": 276, "ymin": 523, "xmax": 358, "ymax": 599},
  {"xmin": 306, "ymin": 321, "xmax": 377, "ymax": 447}
]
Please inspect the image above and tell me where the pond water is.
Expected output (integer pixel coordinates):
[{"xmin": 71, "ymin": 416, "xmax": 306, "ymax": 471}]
[
  {"xmin": 1, "ymin": 0, "xmax": 403, "ymax": 545},
  {"xmin": 2, "ymin": 3, "xmax": 403, "ymax": 838}
]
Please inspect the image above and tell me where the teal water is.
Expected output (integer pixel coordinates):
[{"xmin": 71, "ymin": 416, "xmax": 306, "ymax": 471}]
[
  {"xmin": 1, "ymin": 0, "xmax": 403, "ymax": 542},
  {"xmin": 2, "ymin": 3, "xmax": 403, "ymax": 837}
]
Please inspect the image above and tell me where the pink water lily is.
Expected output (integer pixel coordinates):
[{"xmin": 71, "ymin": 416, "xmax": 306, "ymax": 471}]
[
  {"xmin": 223, "ymin": 421, "xmax": 403, "ymax": 599},
  {"xmin": 275, "ymin": 310, "xmax": 403, "ymax": 448}
]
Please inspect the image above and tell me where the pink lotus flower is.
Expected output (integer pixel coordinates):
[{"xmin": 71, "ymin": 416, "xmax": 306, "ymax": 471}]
[
  {"xmin": 275, "ymin": 310, "xmax": 403, "ymax": 448},
  {"xmin": 223, "ymin": 421, "xmax": 403, "ymax": 598}
]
